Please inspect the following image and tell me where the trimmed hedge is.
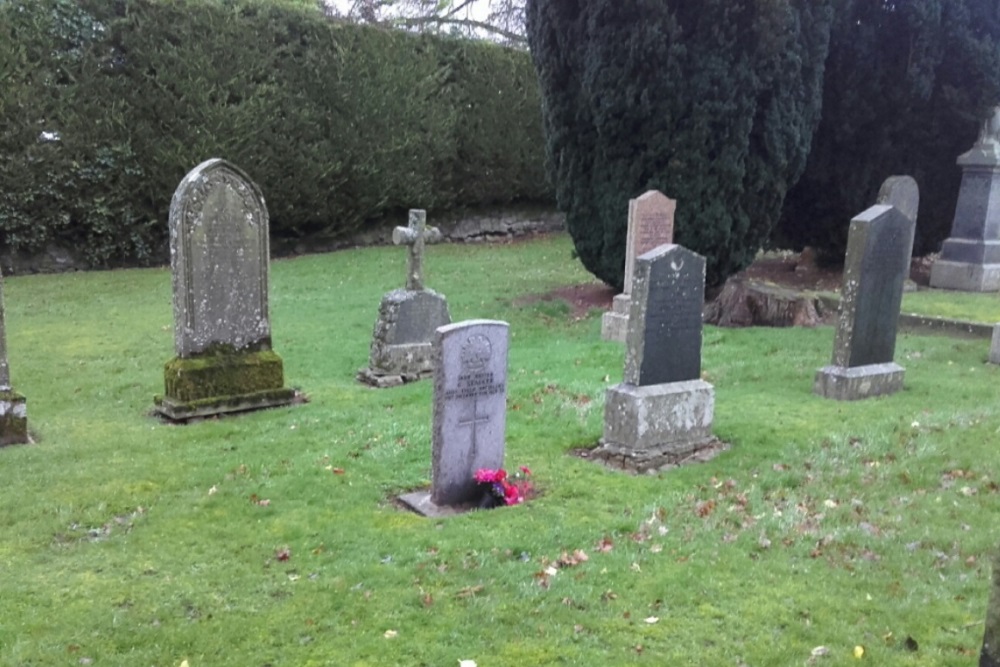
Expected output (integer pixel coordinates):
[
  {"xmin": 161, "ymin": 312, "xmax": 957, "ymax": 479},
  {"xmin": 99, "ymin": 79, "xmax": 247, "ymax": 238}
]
[{"xmin": 0, "ymin": 0, "xmax": 551, "ymax": 268}]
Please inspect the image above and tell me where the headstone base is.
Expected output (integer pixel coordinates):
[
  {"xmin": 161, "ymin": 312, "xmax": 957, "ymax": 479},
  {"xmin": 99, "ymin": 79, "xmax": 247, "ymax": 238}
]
[
  {"xmin": 155, "ymin": 349, "xmax": 295, "ymax": 420},
  {"xmin": 929, "ymin": 259, "xmax": 1000, "ymax": 292},
  {"xmin": 602, "ymin": 379, "xmax": 715, "ymax": 455},
  {"xmin": 356, "ymin": 365, "xmax": 432, "ymax": 388},
  {"xmin": 0, "ymin": 389, "xmax": 28, "ymax": 446},
  {"xmin": 367, "ymin": 289, "xmax": 450, "ymax": 381},
  {"xmin": 397, "ymin": 490, "xmax": 478, "ymax": 518},
  {"xmin": 600, "ymin": 294, "xmax": 630, "ymax": 342},
  {"xmin": 991, "ymin": 324, "xmax": 1000, "ymax": 364},
  {"xmin": 813, "ymin": 362, "xmax": 905, "ymax": 400}
]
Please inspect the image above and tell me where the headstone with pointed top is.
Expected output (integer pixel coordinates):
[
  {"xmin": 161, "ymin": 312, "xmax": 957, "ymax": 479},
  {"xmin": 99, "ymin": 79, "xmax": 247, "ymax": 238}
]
[
  {"xmin": 0, "ymin": 268, "xmax": 28, "ymax": 446},
  {"xmin": 931, "ymin": 106, "xmax": 1000, "ymax": 292},
  {"xmin": 153, "ymin": 158, "xmax": 296, "ymax": 421},
  {"xmin": 600, "ymin": 244, "xmax": 715, "ymax": 468},
  {"xmin": 358, "ymin": 209, "xmax": 451, "ymax": 388},
  {"xmin": 399, "ymin": 319, "xmax": 508, "ymax": 517},
  {"xmin": 602, "ymin": 190, "xmax": 676, "ymax": 342},
  {"xmin": 814, "ymin": 204, "xmax": 912, "ymax": 400}
]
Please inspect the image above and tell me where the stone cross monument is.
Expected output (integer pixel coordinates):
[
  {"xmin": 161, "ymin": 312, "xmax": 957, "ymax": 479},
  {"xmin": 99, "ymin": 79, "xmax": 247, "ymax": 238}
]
[{"xmin": 358, "ymin": 209, "xmax": 451, "ymax": 388}]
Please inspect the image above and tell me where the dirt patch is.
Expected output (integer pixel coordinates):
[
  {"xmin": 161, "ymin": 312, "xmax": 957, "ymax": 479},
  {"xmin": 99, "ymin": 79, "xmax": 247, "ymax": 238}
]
[{"xmin": 515, "ymin": 282, "xmax": 616, "ymax": 320}]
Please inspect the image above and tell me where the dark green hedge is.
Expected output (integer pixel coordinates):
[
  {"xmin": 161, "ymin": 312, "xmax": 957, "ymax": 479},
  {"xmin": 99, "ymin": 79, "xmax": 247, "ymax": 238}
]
[{"xmin": 0, "ymin": 0, "xmax": 550, "ymax": 268}]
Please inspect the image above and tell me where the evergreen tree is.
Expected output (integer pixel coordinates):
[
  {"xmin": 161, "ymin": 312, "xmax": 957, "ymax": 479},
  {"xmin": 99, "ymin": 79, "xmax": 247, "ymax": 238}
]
[
  {"xmin": 777, "ymin": 0, "xmax": 1000, "ymax": 261},
  {"xmin": 526, "ymin": 0, "xmax": 833, "ymax": 288}
]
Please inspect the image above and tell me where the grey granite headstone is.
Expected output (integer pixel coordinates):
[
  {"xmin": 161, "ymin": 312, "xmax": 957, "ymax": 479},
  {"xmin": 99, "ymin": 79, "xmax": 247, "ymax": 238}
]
[
  {"xmin": 815, "ymin": 204, "xmax": 912, "ymax": 400},
  {"xmin": 624, "ymin": 244, "xmax": 703, "ymax": 385},
  {"xmin": 601, "ymin": 190, "xmax": 676, "ymax": 342},
  {"xmin": 0, "ymin": 267, "xmax": 28, "ymax": 446},
  {"xmin": 399, "ymin": 320, "xmax": 508, "ymax": 516},
  {"xmin": 154, "ymin": 158, "xmax": 295, "ymax": 420},
  {"xmin": 930, "ymin": 106, "xmax": 1000, "ymax": 292},
  {"xmin": 358, "ymin": 210, "xmax": 451, "ymax": 387},
  {"xmin": 876, "ymin": 175, "xmax": 919, "ymax": 226},
  {"xmin": 600, "ymin": 244, "xmax": 714, "ymax": 468}
]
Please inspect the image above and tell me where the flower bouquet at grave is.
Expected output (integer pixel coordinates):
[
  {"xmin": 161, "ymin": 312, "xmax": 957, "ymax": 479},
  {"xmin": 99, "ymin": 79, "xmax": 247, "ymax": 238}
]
[{"xmin": 474, "ymin": 467, "xmax": 534, "ymax": 509}]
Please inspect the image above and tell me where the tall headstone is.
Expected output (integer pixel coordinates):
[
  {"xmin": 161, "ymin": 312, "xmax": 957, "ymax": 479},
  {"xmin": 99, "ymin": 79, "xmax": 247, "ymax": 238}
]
[
  {"xmin": 601, "ymin": 190, "xmax": 676, "ymax": 342},
  {"xmin": 399, "ymin": 320, "xmax": 508, "ymax": 517},
  {"xmin": 990, "ymin": 323, "xmax": 1000, "ymax": 365},
  {"xmin": 358, "ymin": 210, "xmax": 451, "ymax": 387},
  {"xmin": 0, "ymin": 268, "xmax": 28, "ymax": 446},
  {"xmin": 601, "ymin": 244, "xmax": 714, "ymax": 468},
  {"xmin": 814, "ymin": 204, "xmax": 913, "ymax": 400},
  {"xmin": 930, "ymin": 106, "xmax": 1000, "ymax": 292},
  {"xmin": 153, "ymin": 158, "xmax": 295, "ymax": 420}
]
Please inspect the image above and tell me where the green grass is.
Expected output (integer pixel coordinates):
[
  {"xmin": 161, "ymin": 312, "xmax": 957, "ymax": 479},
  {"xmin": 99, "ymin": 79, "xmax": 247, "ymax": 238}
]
[
  {"xmin": 1, "ymin": 233, "xmax": 998, "ymax": 666},
  {"xmin": 902, "ymin": 289, "xmax": 1000, "ymax": 323}
]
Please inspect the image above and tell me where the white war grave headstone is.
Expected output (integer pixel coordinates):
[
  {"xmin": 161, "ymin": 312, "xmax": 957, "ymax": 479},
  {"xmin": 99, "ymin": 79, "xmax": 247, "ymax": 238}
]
[
  {"xmin": 399, "ymin": 320, "xmax": 509, "ymax": 517},
  {"xmin": 153, "ymin": 158, "xmax": 296, "ymax": 421},
  {"xmin": 601, "ymin": 190, "xmax": 675, "ymax": 342}
]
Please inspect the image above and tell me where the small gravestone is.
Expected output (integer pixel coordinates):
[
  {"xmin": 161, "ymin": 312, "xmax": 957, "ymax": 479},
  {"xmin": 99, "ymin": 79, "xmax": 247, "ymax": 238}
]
[
  {"xmin": 358, "ymin": 210, "xmax": 451, "ymax": 388},
  {"xmin": 876, "ymin": 175, "xmax": 919, "ymax": 292},
  {"xmin": 399, "ymin": 320, "xmax": 508, "ymax": 517},
  {"xmin": 600, "ymin": 244, "xmax": 714, "ymax": 468},
  {"xmin": 931, "ymin": 106, "xmax": 1000, "ymax": 292},
  {"xmin": 153, "ymin": 158, "xmax": 295, "ymax": 420},
  {"xmin": 601, "ymin": 190, "xmax": 676, "ymax": 342},
  {"xmin": 0, "ymin": 268, "xmax": 27, "ymax": 446},
  {"xmin": 990, "ymin": 324, "xmax": 1000, "ymax": 364},
  {"xmin": 814, "ymin": 204, "xmax": 913, "ymax": 400}
]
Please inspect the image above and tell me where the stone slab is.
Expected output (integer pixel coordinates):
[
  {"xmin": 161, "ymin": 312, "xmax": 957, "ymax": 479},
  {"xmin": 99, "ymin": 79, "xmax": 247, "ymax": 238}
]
[
  {"xmin": 431, "ymin": 320, "xmax": 508, "ymax": 507},
  {"xmin": 929, "ymin": 259, "xmax": 1000, "ymax": 292},
  {"xmin": 813, "ymin": 362, "xmax": 905, "ymax": 401},
  {"xmin": 169, "ymin": 159, "xmax": 271, "ymax": 357},
  {"xmin": 991, "ymin": 324, "xmax": 1000, "ymax": 364},
  {"xmin": 0, "ymin": 389, "xmax": 28, "ymax": 446},
  {"xmin": 154, "ymin": 387, "xmax": 297, "ymax": 421},
  {"xmin": 397, "ymin": 490, "xmax": 477, "ymax": 518},
  {"xmin": 831, "ymin": 205, "xmax": 913, "ymax": 368},
  {"xmin": 602, "ymin": 379, "xmax": 715, "ymax": 455},
  {"xmin": 624, "ymin": 244, "xmax": 705, "ymax": 386}
]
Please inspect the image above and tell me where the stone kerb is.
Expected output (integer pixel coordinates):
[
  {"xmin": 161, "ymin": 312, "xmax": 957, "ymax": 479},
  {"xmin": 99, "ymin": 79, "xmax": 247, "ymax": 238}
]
[
  {"xmin": 358, "ymin": 209, "xmax": 451, "ymax": 388},
  {"xmin": 600, "ymin": 244, "xmax": 715, "ymax": 468},
  {"xmin": 601, "ymin": 190, "xmax": 676, "ymax": 343},
  {"xmin": 399, "ymin": 320, "xmax": 509, "ymax": 517},
  {"xmin": 154, "ymin": 158, "xmax": 295, "ymax": 421},
  {"xmin": 814, "ymin": 204, "xmax": 912, "ymax": 400}
]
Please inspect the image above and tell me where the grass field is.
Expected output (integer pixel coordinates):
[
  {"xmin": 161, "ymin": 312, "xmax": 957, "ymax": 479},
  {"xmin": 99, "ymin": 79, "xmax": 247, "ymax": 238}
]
[{"xmin": 1, "ymin": 233, "xmax": 998, "ymax": 666}]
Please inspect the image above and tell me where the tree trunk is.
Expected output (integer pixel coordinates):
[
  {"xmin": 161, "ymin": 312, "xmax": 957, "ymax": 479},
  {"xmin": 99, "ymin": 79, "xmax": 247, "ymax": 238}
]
[
  {"xmin": 704, "ymin": 277, "xmax": 823, "ymax": 328},
  {"xmin": 983, "ymin": 546, "xmax": 1000, "ymax": 667}
]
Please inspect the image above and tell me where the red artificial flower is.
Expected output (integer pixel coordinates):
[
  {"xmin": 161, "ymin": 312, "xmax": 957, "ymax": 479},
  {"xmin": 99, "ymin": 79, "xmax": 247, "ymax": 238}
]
[{"xmin": 520, "ymin": 466, "xmax": 532, "ymax": 476}]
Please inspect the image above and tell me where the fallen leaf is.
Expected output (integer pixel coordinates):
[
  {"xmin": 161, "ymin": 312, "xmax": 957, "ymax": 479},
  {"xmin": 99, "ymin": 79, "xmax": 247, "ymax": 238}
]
[
  {"xmin": 180, "ymin": 661, "xmax": 190, "ymax": 667},
  {"xmin": 644, "ymin": 616, "xmax": 659, "ymax": 624},
  {"xmin": 275, "ymin": 547, "xmax": 291, "ymax": 562},
  {"xmin": 384, "ymin": 630, "xmax": 398, "ymax": 639},
  {"xmin": 458, "ymin": 661, "xmax": 477, "ymax": 667},
  {"xmin": 811, "ymin": 646, "xmax": 829, "ymax": 657},
  {"xmin": 332, "ymin": 468, "xmax": 345, "ymax": 475},
  {"xmin": 853, "ymin": 645, "xmax": 865, "ymax": 658},
  {"xmin": 596, "ymin": 537, "xmax": 614, "ymax": 552},
  {"xmin": 903, "ymin": 636, "xmax": 918, "ymax": 651},
  {"xmin": 207, "ymin": 486, "xmax": 217, "ymax": 496}
]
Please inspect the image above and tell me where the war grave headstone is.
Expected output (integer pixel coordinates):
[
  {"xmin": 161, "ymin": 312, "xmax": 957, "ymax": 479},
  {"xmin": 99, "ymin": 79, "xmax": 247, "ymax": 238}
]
[
  {"xmin": 598, "ymin": 244, "xmax": 715, "ymax": 470},
  {"xmin": 0, "ymin": 267, "xmax": 27, "ymax": 446},
  {"xmin": 153, "ymin": 158, "xmax": 296, "ymax": 421},
  {"xmin": 399, "ymin": 320, "xmax": 509, "ymax": 517},
  {"xmin": 601, "ymin": 190, "xmax": 676, "ymax": 342},
  {"xmin": 814, "ymin": 204, "xmax": 913, "ymax": 400},
  {"xmin": 358, "ymin": 210, "xmax": 451, "ymax": 387},
  {"xmin": 930, "ymin": 106, "xmax": 1000, "ymax": 292}
]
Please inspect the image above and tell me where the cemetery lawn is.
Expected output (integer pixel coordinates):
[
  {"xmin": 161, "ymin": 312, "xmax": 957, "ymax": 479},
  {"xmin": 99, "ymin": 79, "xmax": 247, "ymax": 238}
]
[{"xmin": 2, "ymin": 232, "xmax": 999, "ymax": 666}]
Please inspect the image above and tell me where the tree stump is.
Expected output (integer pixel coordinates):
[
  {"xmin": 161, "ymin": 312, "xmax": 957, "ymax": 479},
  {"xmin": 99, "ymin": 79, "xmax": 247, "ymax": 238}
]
[{"xmin": 704, "ymin": 277, "xmax": 823, "ymax": 328}]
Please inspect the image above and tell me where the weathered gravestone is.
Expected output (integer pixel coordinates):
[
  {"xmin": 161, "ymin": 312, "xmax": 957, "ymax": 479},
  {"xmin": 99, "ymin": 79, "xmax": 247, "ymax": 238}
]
[
  {"xmin": 153, "ymin": 158, "xmax": 295, "ymax": 420},
  {"xmin": 931, "ymin": 106, "xmax": 1000, "ymax": 292},
  {"xmin": 399, "ymin": 320, "xmax": 508, "ymax": 517},
  {"xmin": 0, "ymin": 268, "xmax": 27, "ymax": 446},
  {"xmin": 601, "ymin": 191, "xmax": 676, "ymax": 342},
  {"xmin": 876, "ymin": 175, "xmax": 920, "ymax": 225},
  {"xmin": 600, "ymin": 244, "xmax": 715, "ymax": 468},
  {"xmin": 358, "ymin": 210, "xmax": 450, "ymax": 387},
  {"xmin": 814, "ymin": 204, "xmax": 913, "ymax": 400},
  {"xmin": 990, "ymin": 323, "xmax": 1000, "ymax": 365}
]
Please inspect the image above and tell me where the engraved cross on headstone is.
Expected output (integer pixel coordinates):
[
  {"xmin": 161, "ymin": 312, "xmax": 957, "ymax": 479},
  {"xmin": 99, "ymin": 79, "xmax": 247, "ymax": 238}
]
[
  {"xmin": 392, "ymin": 209, "xmax": 443, "ymax": 291},
  {"xmin": 457, "ymin": 397, "xmax": 489, "ymax": 460}
]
